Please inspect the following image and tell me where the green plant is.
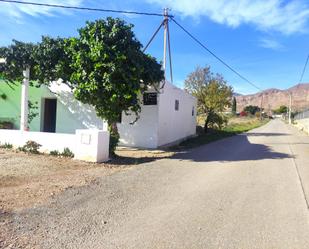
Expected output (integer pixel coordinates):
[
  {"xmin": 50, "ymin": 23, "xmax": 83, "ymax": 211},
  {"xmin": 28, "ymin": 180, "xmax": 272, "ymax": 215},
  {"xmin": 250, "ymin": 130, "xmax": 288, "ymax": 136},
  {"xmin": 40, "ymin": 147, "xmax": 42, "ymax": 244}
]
[
  {"xmin": 0, "ymin": 142, "xmax": 13, "ymax": 149},
  {"xmin": 28, "ymin": 100, "xmax": 39, "ymax": 125},
  {"xmin": 50, "ymin": 150, "xmax": 60, "ymax": 156},
  {"xmin": 184, "ymin": 65, "xmax": 233, "ymax": 133},
  {"xmin": 1, "ymin": 18, "xmax": 164, "ymax": 156},
  {"xmin": 0, "ymin": 121, "xmax": 14, "ymax": 129},
  {"xmin": 21, "ymin": 140, "xmax": 41, "ymax": 154},
  {"xmin": 0, "ymin": 93, "xmax": 7, "ymax": 100},
  {"xmin": 61, "ymin": 147, "xmax": 74, "ymax": 158}
]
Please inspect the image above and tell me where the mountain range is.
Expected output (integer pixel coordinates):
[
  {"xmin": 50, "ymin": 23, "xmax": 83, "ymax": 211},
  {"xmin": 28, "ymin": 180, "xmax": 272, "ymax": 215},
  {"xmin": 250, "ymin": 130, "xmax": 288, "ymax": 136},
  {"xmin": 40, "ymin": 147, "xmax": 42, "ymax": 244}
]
[{"xmin": 235, "ymin": 83, "xmax": 309, "ymax": 112}]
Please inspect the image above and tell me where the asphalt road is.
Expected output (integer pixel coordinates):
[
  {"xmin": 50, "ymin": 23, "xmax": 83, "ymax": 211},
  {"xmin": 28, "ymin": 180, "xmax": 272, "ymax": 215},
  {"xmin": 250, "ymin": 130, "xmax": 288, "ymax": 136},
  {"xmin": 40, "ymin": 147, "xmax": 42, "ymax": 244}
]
[{"xmin": 10, "ymin": 119, "xmax": 309, "ymax": 248}]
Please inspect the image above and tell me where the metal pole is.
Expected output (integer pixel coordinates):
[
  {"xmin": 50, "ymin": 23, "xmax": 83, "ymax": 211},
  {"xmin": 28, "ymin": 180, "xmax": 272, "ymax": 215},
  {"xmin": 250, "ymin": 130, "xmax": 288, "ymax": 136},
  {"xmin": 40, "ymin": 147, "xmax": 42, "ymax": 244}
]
[
  {"xmin": 167, "ymin": 17, "xmax": 173, "ymax": 84},
  {"xmin": 288, "ymin": 92, "xmax": 292, "ymax": 124},
  {"xmin": 163, "ymin": 8, "xmax": 168, "ymax": 79},
  {"xmin": 260, "ymin": 93, "xmax": 263, "ymax": 120}
]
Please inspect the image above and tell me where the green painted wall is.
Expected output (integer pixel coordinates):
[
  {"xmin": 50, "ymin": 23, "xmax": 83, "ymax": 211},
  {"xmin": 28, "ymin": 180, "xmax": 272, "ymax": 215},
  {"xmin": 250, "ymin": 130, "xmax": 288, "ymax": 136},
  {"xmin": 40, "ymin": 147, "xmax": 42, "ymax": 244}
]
[
  {"xmin": 0, "ymin": 81, "xmax": 43, "ymax": 130},
  {"xmin": 0, "ymin": 81, "xmax": 103, "ymax": 133}
]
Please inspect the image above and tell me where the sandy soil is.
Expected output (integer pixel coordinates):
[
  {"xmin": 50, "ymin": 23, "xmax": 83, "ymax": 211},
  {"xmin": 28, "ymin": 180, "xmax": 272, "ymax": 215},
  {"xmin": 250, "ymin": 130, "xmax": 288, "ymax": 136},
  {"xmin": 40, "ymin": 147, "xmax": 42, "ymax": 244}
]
[{"xmin": 0, "ymin": 147, "xmax": 173, "ymax": 248}]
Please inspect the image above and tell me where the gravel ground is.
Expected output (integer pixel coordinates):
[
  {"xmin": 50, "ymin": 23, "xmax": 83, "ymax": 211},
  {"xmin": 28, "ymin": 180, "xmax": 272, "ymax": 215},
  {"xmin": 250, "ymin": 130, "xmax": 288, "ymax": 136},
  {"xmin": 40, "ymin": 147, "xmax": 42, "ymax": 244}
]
[
  {"xmin": 0, "ymin": 148, "xmax": 172, "ymax": 248},
  {"xmin": 1, "ymin": 119, "xmax": 309, "ymax": 249}
]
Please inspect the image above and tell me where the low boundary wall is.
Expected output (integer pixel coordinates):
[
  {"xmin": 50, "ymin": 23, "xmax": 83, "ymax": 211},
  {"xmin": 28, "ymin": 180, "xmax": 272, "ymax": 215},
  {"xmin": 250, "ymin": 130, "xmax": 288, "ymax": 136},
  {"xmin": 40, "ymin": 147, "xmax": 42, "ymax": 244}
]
[
  {"xmin": 0, "ymin": 129, "xmax": 109, "ymax": 163},
  {"xmin": 294, "ymin": 118, "xmax": 309, "ymax": 134}
]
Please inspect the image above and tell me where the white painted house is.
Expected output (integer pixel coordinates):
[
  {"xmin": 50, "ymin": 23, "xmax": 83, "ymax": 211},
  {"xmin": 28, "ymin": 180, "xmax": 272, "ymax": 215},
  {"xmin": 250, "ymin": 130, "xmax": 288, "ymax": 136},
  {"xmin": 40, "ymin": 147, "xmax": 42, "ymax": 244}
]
[
  {"xmin": 118, "ymin": 81, "xmax": 197, "ymax": 148},
  {"xmin": 0, "ymin": 80, "xmax": 196, "ymax": 150}
]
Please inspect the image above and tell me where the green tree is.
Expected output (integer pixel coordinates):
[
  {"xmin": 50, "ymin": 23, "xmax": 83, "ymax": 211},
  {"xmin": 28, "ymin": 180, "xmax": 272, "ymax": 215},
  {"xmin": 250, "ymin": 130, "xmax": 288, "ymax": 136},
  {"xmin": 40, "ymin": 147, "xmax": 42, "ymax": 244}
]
[
  {"xmin": 0, "ymin": 40, "xmax": 37, "ymax": 83},
  {"xmin": 232, "ymin": 96, "xmax": 237, "ymax": 114},
  {"xmin": 61, "ymin": 18, "xmax": 164, "ymax": 154},
  {"xmin": 1, "ymin": 18, "xmax": 164, "ymax": 155},
  {"xmin": 184, "ymin": 66, "xmax": 233, "ymax": 133},
  {"xmin": 273, "ymin": 105, "xmax": 287, "ymax": 114},
  {"xmin": 244, "ymin": 105, "xmax": 260, "ymax": 115}
]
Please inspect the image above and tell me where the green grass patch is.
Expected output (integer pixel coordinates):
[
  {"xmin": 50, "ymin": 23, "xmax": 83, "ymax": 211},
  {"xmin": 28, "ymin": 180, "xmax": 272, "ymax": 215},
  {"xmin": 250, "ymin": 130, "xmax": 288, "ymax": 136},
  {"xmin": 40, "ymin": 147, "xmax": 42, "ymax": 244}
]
[{"xmin": 173, "ymin": 118, "xmax": 269, "ymax": 150}]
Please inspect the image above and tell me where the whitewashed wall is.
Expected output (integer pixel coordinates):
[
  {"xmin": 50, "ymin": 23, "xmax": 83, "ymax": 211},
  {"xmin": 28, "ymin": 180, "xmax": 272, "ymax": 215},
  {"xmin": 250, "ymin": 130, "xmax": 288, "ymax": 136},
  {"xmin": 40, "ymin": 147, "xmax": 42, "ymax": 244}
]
[
  {"xmin": 157, "ymin": 82, "xmax": 197, "ymax": 147},
  {"xmin": 294, "ymin": 118, "xmax": 309, "ymax": 134},
  {"xmin": 117, "ymin": 81, "xmax": 197, "ymax": 148},
  {"xmin": 117, "ymin": 104, "xmax": 159, "ymax": 148},
  {"xmin": 0, "ymin": 129, "xmax": 110, "ymax": 162}
]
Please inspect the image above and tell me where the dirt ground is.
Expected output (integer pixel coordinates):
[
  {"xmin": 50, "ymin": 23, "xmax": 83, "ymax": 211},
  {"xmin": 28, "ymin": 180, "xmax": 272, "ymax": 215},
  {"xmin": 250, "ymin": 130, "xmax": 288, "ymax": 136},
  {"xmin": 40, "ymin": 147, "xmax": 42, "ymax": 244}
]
[
  {"xmin": 0, "ymin": 147, "xmax": 173, "ymax": 212},
  {"xmin": 0, "ymin": 147, "xmax": 173, "ymax": 248}
]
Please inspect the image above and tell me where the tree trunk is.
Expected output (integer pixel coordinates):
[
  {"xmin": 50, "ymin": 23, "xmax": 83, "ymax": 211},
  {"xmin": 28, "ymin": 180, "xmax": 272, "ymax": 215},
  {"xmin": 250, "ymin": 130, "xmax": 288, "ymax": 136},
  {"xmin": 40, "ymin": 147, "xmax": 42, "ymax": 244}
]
[
  {"xmin": 204, "ymin": 118, "xmax": 209, "ymax": 133},
  {"xmin": 108, "ymin": 121, "xmax": 120, "ymax": 157}
]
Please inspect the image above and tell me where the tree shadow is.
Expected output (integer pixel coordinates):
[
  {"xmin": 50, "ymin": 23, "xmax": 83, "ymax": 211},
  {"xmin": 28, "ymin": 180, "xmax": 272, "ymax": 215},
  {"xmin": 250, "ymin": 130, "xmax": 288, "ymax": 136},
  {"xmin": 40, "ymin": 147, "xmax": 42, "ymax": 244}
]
[
  {"xmin": 172, "ymin": 133, "xmax": 292, "ymax": 162},
  {"xmin": 108, "ymin": 155, "xmax": 171, "ymax": 166}
]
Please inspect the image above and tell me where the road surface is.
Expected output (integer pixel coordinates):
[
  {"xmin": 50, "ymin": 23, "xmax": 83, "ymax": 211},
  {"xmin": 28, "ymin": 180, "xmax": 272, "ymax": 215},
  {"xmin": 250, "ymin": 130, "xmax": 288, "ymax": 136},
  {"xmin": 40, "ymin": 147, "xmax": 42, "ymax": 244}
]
[{"xmin": 9, "ymin": 119, "xmax": 309, "ymax": 248}]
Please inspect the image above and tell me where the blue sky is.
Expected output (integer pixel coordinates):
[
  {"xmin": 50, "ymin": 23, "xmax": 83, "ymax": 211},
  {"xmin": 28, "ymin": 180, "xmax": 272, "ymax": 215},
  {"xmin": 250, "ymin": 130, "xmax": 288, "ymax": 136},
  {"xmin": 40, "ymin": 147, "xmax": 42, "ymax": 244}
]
[{"xmin": 0, "ymin": 0, "xmax": 308, "ymax": 94}]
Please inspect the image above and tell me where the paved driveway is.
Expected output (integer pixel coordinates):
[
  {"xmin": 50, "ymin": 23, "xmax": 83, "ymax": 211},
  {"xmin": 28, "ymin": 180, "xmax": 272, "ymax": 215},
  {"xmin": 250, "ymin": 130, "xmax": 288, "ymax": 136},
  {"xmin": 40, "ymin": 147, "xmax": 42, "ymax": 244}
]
[{"xmin": 8, "ymin": 119, "xmax": 309, "ymax": 248}]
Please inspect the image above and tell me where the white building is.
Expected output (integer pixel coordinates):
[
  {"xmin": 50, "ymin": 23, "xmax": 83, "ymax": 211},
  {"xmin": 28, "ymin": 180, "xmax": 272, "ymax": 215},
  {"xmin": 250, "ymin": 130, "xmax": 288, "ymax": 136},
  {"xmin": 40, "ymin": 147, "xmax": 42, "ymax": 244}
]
[
  {"xmin": 0, "ymin": 80, "xmax": 197, "ymax": 149},
  {"xmin": 118, "ymin": 81, "xmax": 197, "ymax": 148}
]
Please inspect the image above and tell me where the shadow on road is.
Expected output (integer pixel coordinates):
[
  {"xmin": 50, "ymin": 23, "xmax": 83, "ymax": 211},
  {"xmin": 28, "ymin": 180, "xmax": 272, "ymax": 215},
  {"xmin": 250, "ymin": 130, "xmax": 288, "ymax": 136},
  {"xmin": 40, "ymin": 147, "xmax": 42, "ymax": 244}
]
[
  {"xmin": 246, "ymin": 132, "xmax": 288, "ymax": 137},
  {"xmin": 172, "ymin": 133, "xmax": 292, "ymax": 162}
]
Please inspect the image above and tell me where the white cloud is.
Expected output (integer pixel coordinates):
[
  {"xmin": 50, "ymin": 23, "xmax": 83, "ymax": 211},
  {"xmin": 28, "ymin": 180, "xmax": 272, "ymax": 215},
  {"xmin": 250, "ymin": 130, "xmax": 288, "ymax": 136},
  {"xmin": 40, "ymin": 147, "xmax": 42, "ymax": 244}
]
[
  {"xmin": 0, "ymin": 0, "xmax": 84, "ymax": 19},
  {"xmin": 147, "ymin": 0, "xmax": 309, "ymax": 34},
  {"xmin": 259, "ymin": 38, "xmax": 284, "ymax": 50}
]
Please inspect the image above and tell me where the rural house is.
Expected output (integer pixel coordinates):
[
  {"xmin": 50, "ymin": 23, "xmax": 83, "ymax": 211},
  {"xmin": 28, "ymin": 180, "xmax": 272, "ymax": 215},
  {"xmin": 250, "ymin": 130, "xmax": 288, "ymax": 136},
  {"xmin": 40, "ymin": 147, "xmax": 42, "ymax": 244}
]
[{"xmin": 0, "ymin": 80, "xmax": 196, "ymax": 149}]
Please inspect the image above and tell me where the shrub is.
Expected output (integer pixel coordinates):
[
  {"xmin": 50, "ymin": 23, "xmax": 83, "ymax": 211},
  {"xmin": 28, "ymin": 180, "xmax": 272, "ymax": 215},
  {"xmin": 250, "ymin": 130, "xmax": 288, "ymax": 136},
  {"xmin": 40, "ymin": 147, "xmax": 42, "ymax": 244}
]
[
  {"xmin": 0, "ymin": 121, "xmax": 14, "ymax": 129},
  {"xmin": 50, "ymin": 150, "xmax": 60, "ymax": 156},
  {"xmin": 61, "ymin": 147, "xmax": 74, "ymax": 158},
  {"xmin": 0, "ymin": 142, "xmax": 13, "ymax": 149},
  {"xmin": 21, "ymin": 140, "xmax": 41, "ymax": 154}
]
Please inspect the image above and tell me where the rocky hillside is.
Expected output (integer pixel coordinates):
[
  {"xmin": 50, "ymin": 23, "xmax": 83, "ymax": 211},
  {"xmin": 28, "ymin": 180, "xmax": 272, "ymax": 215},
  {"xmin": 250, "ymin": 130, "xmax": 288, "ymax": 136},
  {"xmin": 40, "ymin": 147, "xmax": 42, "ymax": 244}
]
[{"xmin": 235, "ymin": 83, "xmax": 309, "ymax": 112}]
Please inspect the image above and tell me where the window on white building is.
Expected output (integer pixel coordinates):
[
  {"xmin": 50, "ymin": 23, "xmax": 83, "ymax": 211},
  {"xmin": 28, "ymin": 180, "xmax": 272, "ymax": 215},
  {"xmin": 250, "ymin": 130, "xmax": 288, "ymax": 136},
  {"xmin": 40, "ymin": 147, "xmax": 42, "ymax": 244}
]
[{"xmin": 175, "ymin": 100, "xmax": 179, "ymax": 111}]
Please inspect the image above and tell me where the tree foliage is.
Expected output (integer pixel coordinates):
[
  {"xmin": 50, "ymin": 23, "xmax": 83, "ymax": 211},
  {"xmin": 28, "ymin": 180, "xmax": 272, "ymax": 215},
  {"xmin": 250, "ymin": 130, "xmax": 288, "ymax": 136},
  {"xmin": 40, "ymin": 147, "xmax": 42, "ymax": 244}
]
[
  {"xmin": 184, "ymin": 66, "xmax": 233, "ymax": 132},
  {"xmin": 243, "ymin": 105, "xmax": 260, "ymax": 115},
  {"xmin": 0, "ymin": 40, "xmax": 37, "ymax": 83},
  {"xmin": 273, "ymin": 105, "xmax": 287, "ymax": 114},
  {"xmin": 63, "ymin": 18, "xmax": 164, "ymax": 123},
  {"xmin": 0, "ymin": 17, "xmax": 164, "ymax": 155}
]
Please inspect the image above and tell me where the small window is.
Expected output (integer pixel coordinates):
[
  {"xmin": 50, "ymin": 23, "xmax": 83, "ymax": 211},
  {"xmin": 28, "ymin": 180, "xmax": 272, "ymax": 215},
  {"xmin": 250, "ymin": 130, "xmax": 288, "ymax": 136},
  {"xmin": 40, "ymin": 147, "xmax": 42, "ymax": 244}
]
[
  {"xmin": 143, "ymin": 92, "xmax": 157, "ymax": 105},
  {"xmin": 192, "ymin": 107, "xmax": 195, "ymax": 116},
  {"xmin": 175, "ymin": 100, "xmax": 179, "ymax": 111}
]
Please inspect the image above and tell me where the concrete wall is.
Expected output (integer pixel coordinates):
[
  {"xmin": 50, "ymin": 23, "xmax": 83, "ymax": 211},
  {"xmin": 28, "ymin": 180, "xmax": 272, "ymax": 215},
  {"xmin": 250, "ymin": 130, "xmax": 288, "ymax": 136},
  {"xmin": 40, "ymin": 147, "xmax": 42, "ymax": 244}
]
[
  {"xmin": 117, "ymin": 82, "xmax": 197, "ymax": 148},
  {"xmin": 157, "ymin": 82, "xmax": 197, "ymax": 147},
  {"xmin": 294, "ymin": 118, "xmax": 309, "ymax": 134},
  {"xmin": 0, "ymin": 81, "xmax": 103, "ymax": 133},
  {"xmin": 117, "ymin": 104, "xmax": 159, "ymax": 148},
  {"xmin": 0, "ymin": 129, "xmax": 110, "ymax": 162}
]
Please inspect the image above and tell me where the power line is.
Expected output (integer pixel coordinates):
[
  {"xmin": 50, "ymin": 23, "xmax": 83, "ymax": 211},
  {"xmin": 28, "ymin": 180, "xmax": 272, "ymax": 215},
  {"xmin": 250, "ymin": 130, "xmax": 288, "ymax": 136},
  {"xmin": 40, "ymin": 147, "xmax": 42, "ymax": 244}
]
[
  {"xmin": 170, "ymin": 17, "xmax": 262, "ymax": 92},
  {"xmin": 298, "ymin": 54, "xmax": 309, "ymax": 84},
  {"xmin": 0, "ymin": 0, "xmax": 173, "ymax": 17}
]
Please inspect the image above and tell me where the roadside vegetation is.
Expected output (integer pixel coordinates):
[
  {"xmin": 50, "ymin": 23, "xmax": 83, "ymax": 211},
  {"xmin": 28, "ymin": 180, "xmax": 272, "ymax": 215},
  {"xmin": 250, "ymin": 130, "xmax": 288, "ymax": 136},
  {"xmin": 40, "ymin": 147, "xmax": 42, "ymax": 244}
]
[{"xmin": 175, "ymin": 116, "xmax": 269, "ymax": 150}]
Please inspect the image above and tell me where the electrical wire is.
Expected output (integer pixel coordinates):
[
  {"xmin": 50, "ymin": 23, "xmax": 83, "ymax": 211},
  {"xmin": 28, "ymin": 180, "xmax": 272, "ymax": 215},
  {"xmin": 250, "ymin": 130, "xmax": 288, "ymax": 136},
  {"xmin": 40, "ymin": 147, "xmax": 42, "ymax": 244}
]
[
  {"xmin": 0, "ymin": 0, "xmax": 174, "ymax": 17},
  {"xmin": 298, "ymin": 54, "xmax": 309, "ymax": 84},
  {"xmin": 170, "ymin": 17, "xmax": 262, "ymax": 92}
]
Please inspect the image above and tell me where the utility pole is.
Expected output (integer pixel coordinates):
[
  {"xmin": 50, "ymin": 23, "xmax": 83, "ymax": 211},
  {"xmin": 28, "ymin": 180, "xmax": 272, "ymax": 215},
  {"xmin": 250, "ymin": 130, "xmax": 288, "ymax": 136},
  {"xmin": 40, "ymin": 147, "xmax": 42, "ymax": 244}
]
[
  {"xmin": 288, "ymin": 92, "xmax": 292, "ymax": 124},
  {"xmin": 260, "ymin": 93, "xmax": 263, "ymax": 120},
  {"xmin": 163, "ymin": 8, "xmax": 168, "ymax": 78}
]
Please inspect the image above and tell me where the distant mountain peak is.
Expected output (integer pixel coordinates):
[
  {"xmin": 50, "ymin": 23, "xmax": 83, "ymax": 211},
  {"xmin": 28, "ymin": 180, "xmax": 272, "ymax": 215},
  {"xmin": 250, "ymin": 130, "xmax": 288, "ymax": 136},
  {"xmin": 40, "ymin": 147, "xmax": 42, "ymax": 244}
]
[{"xmin": 235, "ymin": 83, "xmax": 309, "ymax": 112}]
